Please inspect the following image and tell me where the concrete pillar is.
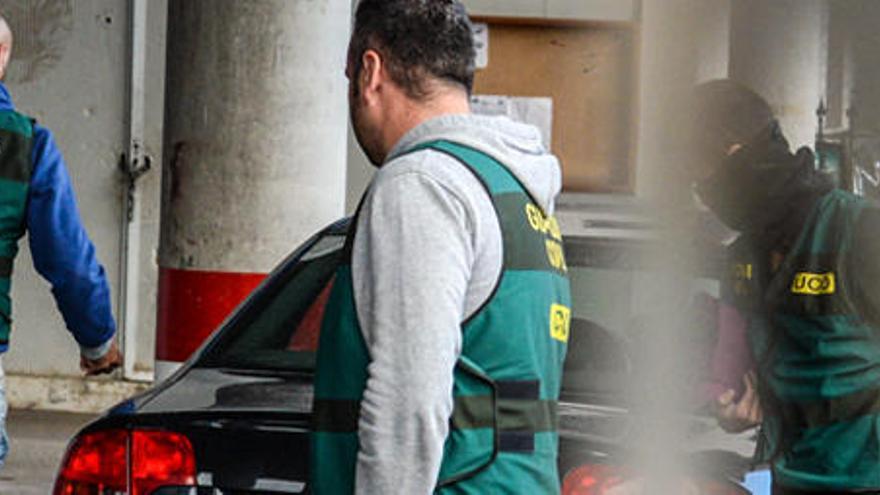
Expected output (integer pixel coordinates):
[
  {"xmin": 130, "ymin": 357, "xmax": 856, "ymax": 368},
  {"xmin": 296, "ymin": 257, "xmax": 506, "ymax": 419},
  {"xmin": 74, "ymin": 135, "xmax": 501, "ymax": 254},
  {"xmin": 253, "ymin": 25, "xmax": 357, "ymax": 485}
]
[
  {"xmin": 630, "ymin": 4, "xmax": 720, "ymax": 494},
  {"xmin": 635, "ymin": 0, "xmax": 702, "ymax": 200},
  {"xmin": 156, "ymin": 0, "xmax": 351, "ymax": 379},
  {"xmin": 693, "ymin": 0, "xmax": 731, "ymax": 83},
  {"xmin": 729, "ymin": 0, "xmax": 829, "ymax": 150},
  {"xmin": 831, "ymin": 0, "xmax": 880, "ymax": 133},
  {"xmin": 824, "ymin": 0, "xmax": 856, "ymax": 131}
]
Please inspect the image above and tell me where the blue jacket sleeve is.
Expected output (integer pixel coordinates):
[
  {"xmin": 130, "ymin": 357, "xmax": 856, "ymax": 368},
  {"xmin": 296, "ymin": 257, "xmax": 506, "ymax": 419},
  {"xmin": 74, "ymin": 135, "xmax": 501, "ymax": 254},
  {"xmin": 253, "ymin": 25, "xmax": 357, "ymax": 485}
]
[{"xmin": 26, "ymin": 124, "xmax": 116, "ymax": 356}]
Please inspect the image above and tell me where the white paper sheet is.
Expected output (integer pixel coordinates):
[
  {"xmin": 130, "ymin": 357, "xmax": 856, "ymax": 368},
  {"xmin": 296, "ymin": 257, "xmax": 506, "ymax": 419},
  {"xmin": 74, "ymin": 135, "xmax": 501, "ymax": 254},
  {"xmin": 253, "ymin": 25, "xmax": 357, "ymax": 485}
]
[
  {"xmin": 473, "ymin": 23, "xmax": 489, "ymax": 69},
  {"xmin": 470, "ymin": 94, "xmax": 554, "ymax": 150}
]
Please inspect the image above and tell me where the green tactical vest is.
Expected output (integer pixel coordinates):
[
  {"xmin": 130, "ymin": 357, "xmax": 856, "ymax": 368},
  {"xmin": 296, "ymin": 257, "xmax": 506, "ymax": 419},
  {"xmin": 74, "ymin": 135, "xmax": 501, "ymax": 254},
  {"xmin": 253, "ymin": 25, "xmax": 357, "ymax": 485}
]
[
  {"xmin": 738, "ymin": 190, "xmax": 880, "ymax": 491},
  {"xmin": 311, "ymin": 140, "xmax": 572, "ymax": 494},
  {"xmin": 0, "ymin": 110, "xmax": 34, "ymax": 346}
]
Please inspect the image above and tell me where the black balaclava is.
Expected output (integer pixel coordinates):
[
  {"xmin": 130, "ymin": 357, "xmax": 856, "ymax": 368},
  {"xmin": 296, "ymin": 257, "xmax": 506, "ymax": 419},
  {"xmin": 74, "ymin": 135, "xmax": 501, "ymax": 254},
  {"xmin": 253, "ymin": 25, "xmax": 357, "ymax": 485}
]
[
  {"xmin": 689, "ymin": 80, "xmax": 834, "ymax": 251},
  {"xmin": 695, "ymin": 121, "xmax": 833, "ymax": 251}
]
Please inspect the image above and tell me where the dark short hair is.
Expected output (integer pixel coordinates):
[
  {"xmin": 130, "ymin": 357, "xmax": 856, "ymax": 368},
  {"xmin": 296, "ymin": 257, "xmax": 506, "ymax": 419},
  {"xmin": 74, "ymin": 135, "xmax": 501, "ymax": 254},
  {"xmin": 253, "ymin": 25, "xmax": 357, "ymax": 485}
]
[{"xmin": 350, "ymin": 0, "xmax": 476, "ymax": 99}]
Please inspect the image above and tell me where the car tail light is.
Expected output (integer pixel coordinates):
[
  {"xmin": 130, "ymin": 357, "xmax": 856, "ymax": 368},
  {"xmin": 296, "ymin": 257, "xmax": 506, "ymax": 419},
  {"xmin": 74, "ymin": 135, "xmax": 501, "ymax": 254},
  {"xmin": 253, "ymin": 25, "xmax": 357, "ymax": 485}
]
[
  {"xmin": 54, "ymin": 429, "xmax": 197, "ymax": 495},
  {"xmin": 562, "ymin": 464, "xmax": 749, "ymax": 495},
  {"xmin": 54, "ymin": 430, "xmax": 127, "ymax": 494},
  {"xmin": 562, "ymin": 465, "xmax": 629, "ymax": 495},
  {"xmin": 131, "ymin": 430, "xmax": 197, "ymax": 495}
]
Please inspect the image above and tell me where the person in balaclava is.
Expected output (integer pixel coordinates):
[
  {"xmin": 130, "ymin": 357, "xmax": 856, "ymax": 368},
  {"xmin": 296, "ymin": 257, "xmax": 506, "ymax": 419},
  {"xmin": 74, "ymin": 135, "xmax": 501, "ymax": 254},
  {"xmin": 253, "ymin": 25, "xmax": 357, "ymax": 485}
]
[{"xmin": 688, "ymin": 79, "xmax": 880, "ymax": 495}]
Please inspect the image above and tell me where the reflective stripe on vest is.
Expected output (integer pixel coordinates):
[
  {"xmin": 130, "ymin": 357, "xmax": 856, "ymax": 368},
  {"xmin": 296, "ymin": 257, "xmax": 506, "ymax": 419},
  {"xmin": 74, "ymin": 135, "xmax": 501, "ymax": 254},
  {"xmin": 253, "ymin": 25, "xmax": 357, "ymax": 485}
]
[{"xmin": 311, "ymin": 140, "xmax": 571, "ymax": 494}]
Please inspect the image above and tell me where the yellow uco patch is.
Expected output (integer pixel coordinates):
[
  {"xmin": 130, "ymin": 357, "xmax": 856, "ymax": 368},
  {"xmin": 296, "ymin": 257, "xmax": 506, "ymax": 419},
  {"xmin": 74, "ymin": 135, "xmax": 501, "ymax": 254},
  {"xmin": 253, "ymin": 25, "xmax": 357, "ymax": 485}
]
[
  {"xmin": 791, "ymin": 272, "xmax": 836, "ymax": 295},
  {"xmin": 550, "ymin": 304, "xmax": 571, "ymax": 343}
]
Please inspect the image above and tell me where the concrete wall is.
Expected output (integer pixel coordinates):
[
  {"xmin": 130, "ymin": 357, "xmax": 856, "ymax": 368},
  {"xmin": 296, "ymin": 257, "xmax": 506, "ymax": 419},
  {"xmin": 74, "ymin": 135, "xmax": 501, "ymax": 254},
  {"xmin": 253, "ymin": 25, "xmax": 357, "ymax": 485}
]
[
  {"xmin": 3, "ymin": 0, "xmax": 167, "ymax": 381},
  {"xmin": 634, "ymin": 0, "xmax": 703, "ymax": 199},
  {"xmin": 1, "ymin": 0, "xmax": 128, "ymax": 378},
  {"xmin": 0, "ymin": 0, "xmax": 169, "ymax": 412},
  {"xmin": 829, "ymin": 0, "xmax": 880, "ymax": 133},
  {"xmin": 824, "ymin": 1, "xmax": 853, "ymax": 130},
  {"xmin": 729, "ymin": 0, "xmax": 829, "ymax": 150},
  {"xmin": 693, "ymin": 0, "xmax": 732, "ymax": 83}
]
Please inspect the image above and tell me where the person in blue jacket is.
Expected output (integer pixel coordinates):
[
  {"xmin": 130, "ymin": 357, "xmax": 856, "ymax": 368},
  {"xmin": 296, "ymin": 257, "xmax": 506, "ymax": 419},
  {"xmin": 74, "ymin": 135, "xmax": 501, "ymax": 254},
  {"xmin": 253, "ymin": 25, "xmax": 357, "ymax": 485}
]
[{"xmin": 0, "ymin": 16, "xmax": 120, "ymax": 468}]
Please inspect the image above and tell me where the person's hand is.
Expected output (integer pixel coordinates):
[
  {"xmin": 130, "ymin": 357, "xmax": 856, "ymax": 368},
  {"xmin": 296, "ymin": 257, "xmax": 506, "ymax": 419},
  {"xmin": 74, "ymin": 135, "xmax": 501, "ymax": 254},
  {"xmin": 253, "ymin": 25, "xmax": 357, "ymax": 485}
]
[
  {"xmin": 80, "ymin": 340, "xmax": 123, "ymax": 376},
  {"xmin": 714, "ymin": 371, "xmax": 762, "ymax": 433}
]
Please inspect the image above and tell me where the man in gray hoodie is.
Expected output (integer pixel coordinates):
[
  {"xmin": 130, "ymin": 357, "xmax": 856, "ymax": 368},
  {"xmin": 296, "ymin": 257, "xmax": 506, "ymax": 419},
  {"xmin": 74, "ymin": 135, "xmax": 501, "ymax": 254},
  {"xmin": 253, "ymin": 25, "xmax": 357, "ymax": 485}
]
[{"xmin": 311, "ymin": 1, "xmax": 570, "ymax": 493}]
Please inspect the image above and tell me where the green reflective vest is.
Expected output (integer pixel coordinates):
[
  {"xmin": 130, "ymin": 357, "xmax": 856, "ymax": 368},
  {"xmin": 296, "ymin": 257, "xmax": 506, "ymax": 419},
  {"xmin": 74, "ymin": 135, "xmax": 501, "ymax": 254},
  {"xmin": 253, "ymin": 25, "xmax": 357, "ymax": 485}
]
[
  {"xmin": 311, "ymin": 140, "xmax": 571, "ymax": 494},
  {"xmin": 0, "ymin": 110, "xmax": 33, "ymax": 346},
  {"xmin": 735, "ymin": 190, "xmax": 880, "ymax": 491}
]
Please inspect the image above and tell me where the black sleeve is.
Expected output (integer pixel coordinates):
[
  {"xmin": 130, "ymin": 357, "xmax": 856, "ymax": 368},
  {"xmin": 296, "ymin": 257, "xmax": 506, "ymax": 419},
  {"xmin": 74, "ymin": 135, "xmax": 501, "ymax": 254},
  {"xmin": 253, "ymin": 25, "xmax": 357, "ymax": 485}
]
[{"xmin": 850, "ymin": 206, "xmax": 880, "ymax": 326}]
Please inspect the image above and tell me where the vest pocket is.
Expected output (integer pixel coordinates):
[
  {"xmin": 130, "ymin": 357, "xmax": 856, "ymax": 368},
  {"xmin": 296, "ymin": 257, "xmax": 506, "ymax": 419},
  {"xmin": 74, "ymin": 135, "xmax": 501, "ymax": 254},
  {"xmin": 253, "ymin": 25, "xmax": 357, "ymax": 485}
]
[
  {"xmin": 439, "ymin": 356, "xmax": 561, "ymax": 488},
  {"xmin": 438, "ymin": 357, "xmax": 498, "ymax": 487}
]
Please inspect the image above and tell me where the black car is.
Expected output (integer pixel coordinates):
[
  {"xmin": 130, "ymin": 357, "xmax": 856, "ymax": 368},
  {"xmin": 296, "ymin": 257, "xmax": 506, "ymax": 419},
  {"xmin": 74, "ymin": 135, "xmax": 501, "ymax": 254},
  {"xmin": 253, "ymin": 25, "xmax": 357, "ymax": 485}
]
[{"xmin": 53, "ymin": 207, "xmax": 769, "ymax": 494}]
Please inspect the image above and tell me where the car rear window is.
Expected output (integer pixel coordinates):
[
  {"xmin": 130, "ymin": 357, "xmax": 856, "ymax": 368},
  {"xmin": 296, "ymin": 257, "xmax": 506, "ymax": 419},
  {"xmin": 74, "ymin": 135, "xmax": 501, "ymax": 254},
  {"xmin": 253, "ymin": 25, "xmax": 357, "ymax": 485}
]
[
  {"xmin": 198, "ymin": 231, "xmax": 345, "ymax": 372},
  {"xmin": 200, "ymin": 229, "xmax": 655, "ymax": 393}
]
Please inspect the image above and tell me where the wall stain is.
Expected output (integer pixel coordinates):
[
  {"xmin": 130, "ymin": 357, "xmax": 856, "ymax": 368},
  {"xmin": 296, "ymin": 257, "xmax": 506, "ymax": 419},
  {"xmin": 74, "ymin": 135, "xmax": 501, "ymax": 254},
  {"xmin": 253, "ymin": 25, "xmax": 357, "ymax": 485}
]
[
  {"xmin": 0, "ymin": 0, "xmax": 73, "ymax": 83},
  {"xmin": 169, "ymin": 141, "xmax": 189, "ymax": 204}
]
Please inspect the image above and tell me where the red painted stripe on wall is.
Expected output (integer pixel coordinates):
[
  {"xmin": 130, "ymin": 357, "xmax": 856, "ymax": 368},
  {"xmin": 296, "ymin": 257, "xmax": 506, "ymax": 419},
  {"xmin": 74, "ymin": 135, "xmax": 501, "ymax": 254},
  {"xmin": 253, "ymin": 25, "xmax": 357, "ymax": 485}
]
[{"xmin": 156, "ymin": 267, "xmax": 266, "ymax": 362}]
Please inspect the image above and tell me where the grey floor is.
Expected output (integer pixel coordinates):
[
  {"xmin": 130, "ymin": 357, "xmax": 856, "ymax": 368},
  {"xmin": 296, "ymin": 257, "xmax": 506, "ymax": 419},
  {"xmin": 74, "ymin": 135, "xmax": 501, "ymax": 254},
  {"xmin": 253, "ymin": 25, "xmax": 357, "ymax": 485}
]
[{"xmin": 0, "ymin": 409, "xmax": 95, "ymax": 495}]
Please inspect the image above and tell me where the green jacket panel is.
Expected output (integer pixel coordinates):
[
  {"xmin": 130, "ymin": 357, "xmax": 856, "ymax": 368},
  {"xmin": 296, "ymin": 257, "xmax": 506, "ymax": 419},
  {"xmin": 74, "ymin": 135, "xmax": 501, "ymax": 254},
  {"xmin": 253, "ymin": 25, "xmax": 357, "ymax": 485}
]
[{"xmin": 745, "ymin": 190, "xmax": 880, "ymax": 490}]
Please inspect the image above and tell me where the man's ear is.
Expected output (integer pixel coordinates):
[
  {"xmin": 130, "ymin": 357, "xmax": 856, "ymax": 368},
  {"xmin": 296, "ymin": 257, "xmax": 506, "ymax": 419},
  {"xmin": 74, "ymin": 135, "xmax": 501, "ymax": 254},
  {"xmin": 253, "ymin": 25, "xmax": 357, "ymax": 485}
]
[
  {"xmin": 360, "ymin": 49, "xmax": 383, "ymax": 102},
  {"xmin": 0, "ymin": 44, "xmax": 10, "ymax": 80}
]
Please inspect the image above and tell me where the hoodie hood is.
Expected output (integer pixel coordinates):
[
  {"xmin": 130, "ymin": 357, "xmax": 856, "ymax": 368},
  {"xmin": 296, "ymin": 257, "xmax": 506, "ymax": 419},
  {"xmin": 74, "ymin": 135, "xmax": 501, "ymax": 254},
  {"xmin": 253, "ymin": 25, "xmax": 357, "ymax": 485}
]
[{"xmin": 388, "ymin": 113, "xmax": 563, "ymax": 214}]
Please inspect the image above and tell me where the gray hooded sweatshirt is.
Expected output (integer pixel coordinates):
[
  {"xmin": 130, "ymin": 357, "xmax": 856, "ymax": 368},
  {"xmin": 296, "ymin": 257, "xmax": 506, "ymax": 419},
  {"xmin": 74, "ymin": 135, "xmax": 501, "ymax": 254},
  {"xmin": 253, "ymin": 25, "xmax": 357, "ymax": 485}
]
[{"xmin": 351, "ymin": 113, "xmax": 562, "ymax": 494}]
